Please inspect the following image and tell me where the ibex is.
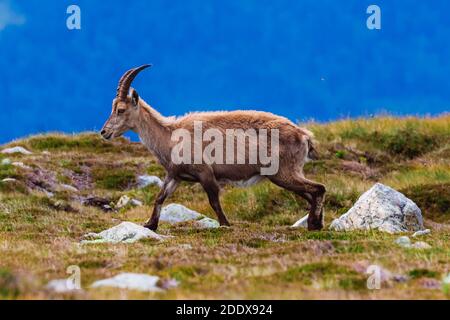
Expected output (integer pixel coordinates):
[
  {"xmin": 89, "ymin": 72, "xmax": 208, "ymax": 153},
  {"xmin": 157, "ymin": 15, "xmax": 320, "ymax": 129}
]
[{"xmin": 100, "ymin": 65, "xmax": 326, "ymax": 231}]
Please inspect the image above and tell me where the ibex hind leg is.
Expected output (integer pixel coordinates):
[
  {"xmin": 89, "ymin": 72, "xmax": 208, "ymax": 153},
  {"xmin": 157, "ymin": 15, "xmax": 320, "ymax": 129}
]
[
  {"xmin": 268, "ymin": 174, "xmax": 326, "ymax": 231},
  {"xmin": 198, "ymin": 172, "xmax": 231, "ymax": 227}
]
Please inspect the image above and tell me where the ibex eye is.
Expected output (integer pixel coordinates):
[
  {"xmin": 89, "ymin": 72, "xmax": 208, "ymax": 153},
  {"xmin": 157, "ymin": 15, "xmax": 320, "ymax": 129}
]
[{"xmin": 117, "ymin": 109, "xmax": 126, "ymax": 114}]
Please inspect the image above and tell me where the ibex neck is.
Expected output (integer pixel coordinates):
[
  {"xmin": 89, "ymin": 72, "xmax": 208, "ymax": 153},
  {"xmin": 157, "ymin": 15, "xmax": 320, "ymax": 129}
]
[{"xmin": 135, "ymin": 99, "xmax": 172, "ymax": 166}]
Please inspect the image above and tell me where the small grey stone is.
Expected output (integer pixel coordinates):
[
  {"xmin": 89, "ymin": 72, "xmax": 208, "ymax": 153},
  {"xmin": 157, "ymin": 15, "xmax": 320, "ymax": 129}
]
[
  {"xmin": 160, "ymin": 204, "xmax": 203, "ymax": 223},
  {"xmin": 291, "ymin": 214, "xmax": 309, "ymax": 228},
  {"xmin": 130, "ymin": 199, "xmax": 143, "ymax": 206},
  {"xmin": 160, "ymin": 204, "xmax": 219, "ymax": 229},
  {"xmin": 412, "ymin": 229, "xmax": 431, "ymax": 237},
  {"xmin": 81, "ymin": 221, "xmax": 168, "ymax": 244},
  {"xmin": 1, "ymin": 158, "xmax": 11, "ymax": 165},
  {"xmin": 195, "ymin": 217, "xmax": 220, "ymax": 229},
  {"xmin": 411, "ymin": 241, "xmax": 432, "ymax": 250},
  {"xmin": 137, "ymin": 175, "xmax": 163, "ymax": 188},
  {"xmin": 12, "ymin": 161, "xmax": 32, "ymax": 170},
  {"xmin": 60, "ymin": 184, "xmax": 79, "ymax": 193},
  {"xmin": 1, "ymin": 146, "xmax": 32, "ymax": 155},
  {"xmin": 116, "ymin": 195, "xmax": 131, "ymax": 208},
  {"xmin": 116, "ymin": 196, "xmax": 142, "ymax": 208},
  {"xmin": 395, "ymin": 236, "xmax": 412, "ymax": 248}
]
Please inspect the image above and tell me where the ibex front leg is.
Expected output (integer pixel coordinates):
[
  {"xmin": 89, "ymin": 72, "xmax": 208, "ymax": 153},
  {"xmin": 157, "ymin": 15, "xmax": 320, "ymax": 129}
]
[{"xmin": 144, "ymin": 177, "xmax": 179, "ymax": 231}]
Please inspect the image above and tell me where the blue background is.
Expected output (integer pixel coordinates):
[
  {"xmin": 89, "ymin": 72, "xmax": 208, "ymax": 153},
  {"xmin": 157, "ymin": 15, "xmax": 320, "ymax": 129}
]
[{"xmin": 0, "ymin": 0, "xmax": 449, "ymax": 143}]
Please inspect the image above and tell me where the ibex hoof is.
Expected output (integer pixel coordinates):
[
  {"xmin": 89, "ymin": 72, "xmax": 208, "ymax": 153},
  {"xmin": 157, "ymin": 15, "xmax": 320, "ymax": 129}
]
[
  {"xmin": 307, "ymin": 220, "xmax": 323, "ymax": 231},
  {"xmin": 219, "ymin": 220, "xmax": 231, "ymax": 227},
  {"xmin": 143, "ymin": 222, "xmax": 158, "ymax": 231}
]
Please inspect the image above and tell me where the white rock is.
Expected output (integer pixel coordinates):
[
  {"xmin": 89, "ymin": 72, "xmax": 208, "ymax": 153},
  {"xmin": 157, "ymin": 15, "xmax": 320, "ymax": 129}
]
[
  {"xmin": 411, "ymin": 241, "xmax": 432, "ymax": 250},
  {"xmin": 178, "ymin": 244, "xmax": 193, "ymax": 250},
  {"xmin": 81, "ymin": 221, "xmax": 167, "ymax": 244},
  {"xmin": 116, "ymin": 195, "xmax": 131, "ymax": 208},
  {"xmin": 330, "ymin": 183, "xmax": 424, "ymax": 233},
  {"xmin": 412, "ymin": 229, "xmax": 431, "ymax": 237},
  {"xmin": 160, "ymin": 204, "xmax": 203, "ymax": 223},
  {"xmin": 130, "ymin": 199, "xmax": 143, "ymax": 206},
  {"xmin": 195, "ymin": 217, "xmax": 220, "ymax": 229},
  {"xmin": 137, "ymin": 175, "xmax": 163, "ymax": 188},
  {"xmin": 395, "ymin": 236, "xmax": 412, "ymax": 248},
  {"xmin": 1, "ymin": 178, "xmax": 17, "ymax": 183},
  {"xmin": 395, "ymin": 236, "xmax": 431, "ymax": 250},
  {"xmin": 60, "ymin": 184, "xmax": 79, "ymax": 193},
  {"xmin": 160, "ymin": 204, "xmax": 220, "ymax": 229},
  {"xmin": 91, "ymin": 273, "xmax": 163, "ymax": 292},
  {"xmin": 116, "ymin": 197, "xmax": 142, "ymax": 208},
  {"xmin": 291, "ymin": 214, "xmax": 309, "ymax": 228},
  {"xmin": 1, "ymin": 158, "xmax": 11, "ymax": 165},
  {"xmin": 443, "ymin": 274, "xmax": 450, "ymax": 285},
  {"xmin": 1, "ymin": 146, "xmax": 32, "ymax": 155},
  {"xmin": 12, "ymin": 161, "xmax": 32, "ymax": 170},
  {"xmin": 46, "ymin": 279, "xmax": 82, "ymax": 293}
]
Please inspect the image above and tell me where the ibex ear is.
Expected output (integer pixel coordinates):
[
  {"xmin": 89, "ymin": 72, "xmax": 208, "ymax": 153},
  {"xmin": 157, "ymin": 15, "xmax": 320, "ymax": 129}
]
[{"xmin": 130, "ymin": 88, "xmax": 139, "ymax": 107}]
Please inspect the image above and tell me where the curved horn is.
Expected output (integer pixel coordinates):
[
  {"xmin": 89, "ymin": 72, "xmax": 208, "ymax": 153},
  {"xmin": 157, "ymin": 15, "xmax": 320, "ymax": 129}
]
[{"xmin": 116, "ymin": 64, "xmax": 152, "ymax": 100}]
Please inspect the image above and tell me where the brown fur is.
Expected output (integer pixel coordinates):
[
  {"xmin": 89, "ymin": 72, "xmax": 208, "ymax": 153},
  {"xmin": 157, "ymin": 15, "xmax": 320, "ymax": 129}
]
[{"xmin": 101, "ymin": 76, "xmax": 326, "ymax": 231}]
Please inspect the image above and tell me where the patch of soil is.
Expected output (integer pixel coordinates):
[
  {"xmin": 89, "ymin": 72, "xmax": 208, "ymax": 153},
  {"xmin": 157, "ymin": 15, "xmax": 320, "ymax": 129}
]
[
  {"xmin": 62, "ymin": 165, "xmax": 93, "ymax": 191},
  {"xmin": 340, "ymin": 160, "xmax": 378, "ymax": 179},
  {"xmin": 24, "ymin": 166, "xmax": 58, "ymax": 193}
]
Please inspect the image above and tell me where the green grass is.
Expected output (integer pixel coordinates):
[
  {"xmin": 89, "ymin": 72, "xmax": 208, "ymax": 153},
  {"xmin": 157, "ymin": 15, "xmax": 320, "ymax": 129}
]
[
  {"xmin": 0, "ymin": 268, "xmax": 20, "ymax": 299},
  {"xmin": 0, "ymin": 164, "xmax": 18, "ymax": 180},
  {"xmin": 401, "ymin": 183, "xmax": 450, "ymax": 222},
  {"xmin": 92, "ymin": 166, "xmax": 136, "ymax": 190},
  {"xmin": 0, "ymin": 115, "xmax": 449, "ymax": 299}
]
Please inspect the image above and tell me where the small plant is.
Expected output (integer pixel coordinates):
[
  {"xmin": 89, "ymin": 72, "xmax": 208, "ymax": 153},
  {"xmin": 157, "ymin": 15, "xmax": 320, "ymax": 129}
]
[
  {"xmin": 335, "ymin": 150, "xmax": 346, "ymax": 159},
  {"xmin": 408, "ymin": 268, "xmax": 439, "ymax": 279}
]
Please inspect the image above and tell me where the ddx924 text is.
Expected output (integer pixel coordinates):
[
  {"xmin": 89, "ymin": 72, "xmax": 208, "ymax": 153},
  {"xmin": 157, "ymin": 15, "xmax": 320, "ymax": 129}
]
[{"xmin": 220, "ymin": 304, "xmax": 273, "ymax": 315}]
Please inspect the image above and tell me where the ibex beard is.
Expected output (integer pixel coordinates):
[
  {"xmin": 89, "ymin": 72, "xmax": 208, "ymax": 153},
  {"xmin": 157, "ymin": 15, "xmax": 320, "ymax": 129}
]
[{"xmin": 100, "ymin": 64, "xmax": 326, "ymax": 231}]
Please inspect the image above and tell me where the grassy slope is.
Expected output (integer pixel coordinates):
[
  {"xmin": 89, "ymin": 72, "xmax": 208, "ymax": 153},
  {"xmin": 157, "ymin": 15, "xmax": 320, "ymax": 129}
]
[{"xmin": 0, "ymin": 115, "xmax": 449, "ymax": 299}]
